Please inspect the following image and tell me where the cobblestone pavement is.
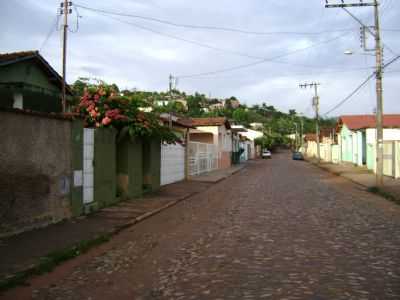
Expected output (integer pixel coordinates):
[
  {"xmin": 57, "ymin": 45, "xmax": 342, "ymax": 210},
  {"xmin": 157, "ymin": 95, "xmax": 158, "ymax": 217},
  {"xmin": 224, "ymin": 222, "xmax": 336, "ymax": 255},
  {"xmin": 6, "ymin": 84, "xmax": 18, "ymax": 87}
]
[{"xmin": 5, "ymin": 151, "xmax": 400, "ymax": 299}]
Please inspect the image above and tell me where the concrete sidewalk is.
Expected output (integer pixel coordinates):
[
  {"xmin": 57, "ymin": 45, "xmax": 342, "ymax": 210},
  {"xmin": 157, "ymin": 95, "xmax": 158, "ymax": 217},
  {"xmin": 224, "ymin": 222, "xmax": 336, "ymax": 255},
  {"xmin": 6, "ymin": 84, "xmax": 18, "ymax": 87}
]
[
  {"xmin": 0, "ymin": 164, "xmax": 245, "ymax": 286},
  {"xmin": 307, "ymin": 157, "xmax": 400, "ymax": 199},
  {"xmin": 189, "ymin": 163, "xmax": 246, "ymax": 183}
]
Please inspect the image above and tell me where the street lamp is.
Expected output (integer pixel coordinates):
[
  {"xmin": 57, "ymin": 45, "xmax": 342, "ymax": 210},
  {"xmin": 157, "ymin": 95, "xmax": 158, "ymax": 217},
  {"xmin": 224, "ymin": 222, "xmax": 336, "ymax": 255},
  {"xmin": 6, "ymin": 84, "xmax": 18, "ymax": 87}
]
[{"xmin": 344, "ymin": 49, "xmax": 376, "ymax": 57}]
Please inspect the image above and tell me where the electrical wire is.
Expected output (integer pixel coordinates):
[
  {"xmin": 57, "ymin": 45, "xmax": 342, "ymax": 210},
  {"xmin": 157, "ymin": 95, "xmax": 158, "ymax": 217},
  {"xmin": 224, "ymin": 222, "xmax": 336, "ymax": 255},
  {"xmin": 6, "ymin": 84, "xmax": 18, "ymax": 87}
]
[
  {"xmin": 39, "ymin": 14, "xmax": 60, "ymax": 52},
  {"xmin": 75, "ymin": 3, "xmax": 354, "ymax": 36},
  {"xmin": 95, "ymin": 12, "xmax": 353, "ymax": 72},
  {"xmin": 68, "ymin": 5, "xmax": 81, "ymax": 33},
  {"xmin": 322, "ymin": 54, "xmax": 400, "ymax": 116},
  {"xmin": 177, "ymin": 32, "xmax": 351, "ymax": 79},
  {"xmin": 323, "ymin": 72, "xmax": 376, "ymax": 116}
]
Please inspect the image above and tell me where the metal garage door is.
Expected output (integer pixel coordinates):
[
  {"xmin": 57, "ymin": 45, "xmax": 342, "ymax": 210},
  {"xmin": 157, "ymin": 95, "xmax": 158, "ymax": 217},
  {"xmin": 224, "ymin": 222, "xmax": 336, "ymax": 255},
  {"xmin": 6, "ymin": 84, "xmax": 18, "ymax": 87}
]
[{"xmin": 161, "ymin": 143, "xmax": 185, "ymax": 186}]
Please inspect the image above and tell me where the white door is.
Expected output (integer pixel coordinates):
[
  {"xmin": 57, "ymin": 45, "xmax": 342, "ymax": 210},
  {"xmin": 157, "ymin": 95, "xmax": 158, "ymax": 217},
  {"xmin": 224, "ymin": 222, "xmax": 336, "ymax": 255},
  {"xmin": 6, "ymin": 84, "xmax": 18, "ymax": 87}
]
[
  {"xmin": 83, "ymin": 128, "xmax": 94, "ymax": 204},
  {"xmin": 161, "ymin": 143, "xmax": 185, "ymax": 185}
]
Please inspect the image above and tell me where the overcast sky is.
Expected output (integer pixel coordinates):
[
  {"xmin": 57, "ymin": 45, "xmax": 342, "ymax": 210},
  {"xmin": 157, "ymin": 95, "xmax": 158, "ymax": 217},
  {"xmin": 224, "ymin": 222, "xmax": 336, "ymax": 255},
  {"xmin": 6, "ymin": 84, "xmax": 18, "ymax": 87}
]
[{"xmin": 1, "ymin": 0, "xmax": 399, "ymax": 117}]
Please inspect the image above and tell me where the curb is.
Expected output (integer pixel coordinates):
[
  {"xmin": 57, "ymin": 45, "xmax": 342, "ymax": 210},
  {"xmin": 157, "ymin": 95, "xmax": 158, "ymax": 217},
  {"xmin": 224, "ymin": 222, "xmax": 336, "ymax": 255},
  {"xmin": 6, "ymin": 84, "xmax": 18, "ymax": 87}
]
[
  {"xmin": 306, "ymin": 159, "xmax": 371, "ymax": 190},
  {"xmin": 190, "ymin": 164, "xmax": 246, "ymax": 184},
  {"xmin": 0, "ymin": 164, "xmax": 246, "ymax": 291}
]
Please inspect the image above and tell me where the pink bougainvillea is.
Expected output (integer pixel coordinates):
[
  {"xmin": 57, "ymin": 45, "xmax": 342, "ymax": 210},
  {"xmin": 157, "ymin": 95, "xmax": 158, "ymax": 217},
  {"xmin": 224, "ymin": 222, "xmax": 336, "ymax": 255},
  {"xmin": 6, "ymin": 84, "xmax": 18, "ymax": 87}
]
[{"xmin": 76, "ymin": 85, "xmax": 178, "ymax": 143}]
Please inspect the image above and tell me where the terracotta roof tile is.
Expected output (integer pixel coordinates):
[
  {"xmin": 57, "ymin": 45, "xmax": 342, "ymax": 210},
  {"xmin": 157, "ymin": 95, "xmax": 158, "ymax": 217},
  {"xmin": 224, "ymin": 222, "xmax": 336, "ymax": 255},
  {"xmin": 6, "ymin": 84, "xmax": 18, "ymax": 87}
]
[
  {"xmin": 0, "ymin": 50, "xmax": 72, "ymax": 95},
  {"xmin": 339, "ymin": 114, "xmax": 400, "ymax": 130},
  {"xmin": 191, "ymin": 117, "xmax": 231, "ymax": 129},
  {"xmin": 0, "ymin": 51, "xmax": 38, "ymax": 64}
]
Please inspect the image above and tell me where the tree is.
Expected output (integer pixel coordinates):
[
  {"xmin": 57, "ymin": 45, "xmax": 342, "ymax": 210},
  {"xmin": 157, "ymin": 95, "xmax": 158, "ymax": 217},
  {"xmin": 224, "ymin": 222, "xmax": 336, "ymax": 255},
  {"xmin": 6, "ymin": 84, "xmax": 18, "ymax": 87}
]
[
  {"xmin": 187, "ymin": 92, "xmax": 206, "ymax": 117},
  {"xmin": 232, "ymin": 108, "xmax": 250, "ymax": 126}
]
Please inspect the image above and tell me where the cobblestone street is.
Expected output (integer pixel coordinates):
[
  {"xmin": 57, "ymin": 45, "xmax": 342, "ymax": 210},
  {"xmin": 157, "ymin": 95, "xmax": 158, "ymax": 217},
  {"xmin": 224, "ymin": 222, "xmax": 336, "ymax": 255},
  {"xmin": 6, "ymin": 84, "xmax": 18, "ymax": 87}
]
[{"xmin": 5, "ymin": 151, "xmax": 400, "ymax": 300}]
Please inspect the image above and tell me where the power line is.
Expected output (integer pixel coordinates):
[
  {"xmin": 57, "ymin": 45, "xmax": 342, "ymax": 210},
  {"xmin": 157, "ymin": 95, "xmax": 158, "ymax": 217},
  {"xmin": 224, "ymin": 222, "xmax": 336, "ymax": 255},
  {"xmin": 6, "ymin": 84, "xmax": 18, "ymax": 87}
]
[
  {"xmin": 177, "ymin": 33, "xmax": 351, "ymax": 79},
  {"xmin": 323, "ymin": 72, "xmax": 375, "ymax": 116},
  {"xmin": 93, "ymin": 11, "xmax": 353, "ymax": 72},
  {"xmin": 75, "ymin": 3, "xmax": 354, "ymax": 36},
  {"xmin": 322, "ymin": 54, "xmax": 400, "ymax": 116},
  {"xmin": 39, "ymin": 14, "xmax": 60, "ymax": 52},
  {"xmin": 383, "ymin": 54, "xmax": 400, "ymax": 68}
]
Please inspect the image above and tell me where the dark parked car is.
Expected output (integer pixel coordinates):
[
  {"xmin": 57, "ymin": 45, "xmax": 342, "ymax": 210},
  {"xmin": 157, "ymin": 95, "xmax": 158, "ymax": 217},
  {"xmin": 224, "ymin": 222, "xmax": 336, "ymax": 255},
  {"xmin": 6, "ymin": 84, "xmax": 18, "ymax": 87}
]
[{"xmin": 292, "ymin": 151, "xmax": 304, "ymax": 160}]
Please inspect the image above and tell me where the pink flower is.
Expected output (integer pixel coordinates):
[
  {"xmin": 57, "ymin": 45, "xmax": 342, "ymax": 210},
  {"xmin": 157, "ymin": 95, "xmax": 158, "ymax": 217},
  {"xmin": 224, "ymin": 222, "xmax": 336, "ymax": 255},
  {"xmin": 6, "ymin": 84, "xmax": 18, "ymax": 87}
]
[
  {"xmin": 95, "ymin": 122, "xmax": 100, "ymax": 128},
  {"xmin": 89, "ymin": 110, "xmax": 98, "ymax": 118},
  {"xmin": 102, "ymin": 116, "xmax": 112, "ymax": 126}
]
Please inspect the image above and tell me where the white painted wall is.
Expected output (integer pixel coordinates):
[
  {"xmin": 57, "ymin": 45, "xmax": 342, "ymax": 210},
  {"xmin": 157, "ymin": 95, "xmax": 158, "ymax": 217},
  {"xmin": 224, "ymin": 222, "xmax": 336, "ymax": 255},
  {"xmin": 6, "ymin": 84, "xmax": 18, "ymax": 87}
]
[
  {"xmin": 366, "ymin": 128, "xmax": 400, "ymax": 143},
  {"xmin": 13, "ymin": 93, "xmax": 23, "ymax": 109},
  {"xmin": 195, "ymin": 125, "xmax": 232, "ymax": 153},
  {"xmin": 161, "ymin": 143, "xmax": 185, "ymax": 186}
]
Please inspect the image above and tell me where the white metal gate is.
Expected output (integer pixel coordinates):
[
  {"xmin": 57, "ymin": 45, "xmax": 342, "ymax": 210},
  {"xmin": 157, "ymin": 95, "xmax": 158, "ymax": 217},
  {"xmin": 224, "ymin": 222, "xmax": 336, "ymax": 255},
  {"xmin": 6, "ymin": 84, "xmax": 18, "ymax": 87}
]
[
  {"xmin": 83, "ymin": 128, "xmax": 94, "ymax": 204},
  {"xmin": 383, "ymin": 141, "xmax": 395, "ymax": 177},
  {"xmin": 161, "ymin": 143, "xmax": 185, "ymax": 186},
  {"xmin": 188, "ymin": 142, "xmax": 218, "ymax": 176}
]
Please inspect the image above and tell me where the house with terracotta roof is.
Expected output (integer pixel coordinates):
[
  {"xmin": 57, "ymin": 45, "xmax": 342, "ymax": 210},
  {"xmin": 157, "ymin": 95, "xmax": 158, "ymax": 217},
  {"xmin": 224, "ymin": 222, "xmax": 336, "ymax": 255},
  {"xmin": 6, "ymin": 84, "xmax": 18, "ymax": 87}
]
[
  {"xmin": 0, "ymin": 50, "xmax": 72, "ymax": 113},
  {"xmin": 337, "ymin": 115, "xmax": 400, "ymax": 170},
  {"xmin": 189, "ymin": 117, "xmax": 232, "ymax": 170}
]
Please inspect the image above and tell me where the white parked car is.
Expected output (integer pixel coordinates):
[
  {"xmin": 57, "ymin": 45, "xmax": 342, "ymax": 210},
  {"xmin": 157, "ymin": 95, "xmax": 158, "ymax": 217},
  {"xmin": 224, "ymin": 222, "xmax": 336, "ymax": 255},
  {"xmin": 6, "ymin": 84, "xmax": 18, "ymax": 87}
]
[{"xmin": 262, "ymin": 149, "xmax": 271, "ymax": 159}]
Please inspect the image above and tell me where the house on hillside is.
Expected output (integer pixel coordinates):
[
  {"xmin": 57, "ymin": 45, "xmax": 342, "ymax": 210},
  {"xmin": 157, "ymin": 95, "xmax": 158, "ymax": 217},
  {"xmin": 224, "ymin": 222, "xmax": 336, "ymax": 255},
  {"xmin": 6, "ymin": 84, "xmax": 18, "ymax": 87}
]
[
  {"xmin": 250, "ymin": 122, "xmax": 263, "ymax": 130},
  {"xmin": 190, "ymin": 117, "xmax": 232, "ymax": 170},
  {"xmin": 0, "ymin": 51, "xmax": 72, "ymax": 113},
  {"xmin": 224, "ymin": 97, "xmax": 240, "ymax": 109},
  {"xmin": 208, "ymin": 99, "xmax": 224, "ymax": 111},
  {"xmin": 337, "ymin": 115, "xmax": 400, "ymax": 171}
]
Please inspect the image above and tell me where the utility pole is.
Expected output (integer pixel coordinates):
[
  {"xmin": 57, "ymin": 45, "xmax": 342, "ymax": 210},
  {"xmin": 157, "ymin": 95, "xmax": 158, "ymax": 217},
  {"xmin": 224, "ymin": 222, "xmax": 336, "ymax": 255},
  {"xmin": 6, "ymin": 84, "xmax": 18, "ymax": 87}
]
[
  {"xmin": 325, "ymin": 0, "xmax": 384, "ymax": 186},
  {"xmin": 300, "ymin": 117, "xmax": 304, "ymax": 150},
  {"xmin": 168, "ymin": 74, "xmax": 174, "ymax": 128},
  {"xmin": 300, "ymin": 82, "xmax": 321, "ymax": 163},
  {"xmin": 169, "ymin": 74, "xmax": 174, "ymax": 93},
  {"xmin": 61, "ymin": 1, "xmax": 72, "ymax": 113}
]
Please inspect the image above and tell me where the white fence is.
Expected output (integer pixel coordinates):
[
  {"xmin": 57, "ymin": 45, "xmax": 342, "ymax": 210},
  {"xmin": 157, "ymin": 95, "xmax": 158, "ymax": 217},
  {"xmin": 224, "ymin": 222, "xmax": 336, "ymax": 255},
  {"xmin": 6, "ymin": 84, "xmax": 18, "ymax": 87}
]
[
  {"xmin": 161, "ymin": 143, "xmax": 185, "ymax": 186},
  {"xmin": 188, "ymin": 142, "xmax": 218, "ymax": 176}
]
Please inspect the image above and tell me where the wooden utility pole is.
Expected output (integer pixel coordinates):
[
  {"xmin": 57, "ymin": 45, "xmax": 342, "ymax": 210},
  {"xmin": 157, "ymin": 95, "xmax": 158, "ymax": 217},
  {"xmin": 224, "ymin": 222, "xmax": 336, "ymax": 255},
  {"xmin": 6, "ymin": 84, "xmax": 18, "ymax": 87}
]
[
  {"xmin": 325, "ymin": 0, "xmax": 384, "ymax": 186},
  {"xmin": 61, "ymin": 0, "xmax": 71, "ymax": 113},
  {"xmin": 300, "ymin": 117, "xmax": 304, "ymax": 149},
  {"xmin": 300, "ymin": 82, "xmax": 321, "ymax": 163}
]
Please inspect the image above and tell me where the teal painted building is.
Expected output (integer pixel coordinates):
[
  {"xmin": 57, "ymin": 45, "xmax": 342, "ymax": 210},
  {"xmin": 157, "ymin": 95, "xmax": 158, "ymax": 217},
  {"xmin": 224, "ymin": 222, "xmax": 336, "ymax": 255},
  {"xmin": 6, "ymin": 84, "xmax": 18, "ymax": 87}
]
[
  {"xmin": 0, "ymin": 51, "xmax": 72, "ymax": 113},
  {"xmin": 337, "ymin": 116, "xmax": 368, "ymax": 167}
]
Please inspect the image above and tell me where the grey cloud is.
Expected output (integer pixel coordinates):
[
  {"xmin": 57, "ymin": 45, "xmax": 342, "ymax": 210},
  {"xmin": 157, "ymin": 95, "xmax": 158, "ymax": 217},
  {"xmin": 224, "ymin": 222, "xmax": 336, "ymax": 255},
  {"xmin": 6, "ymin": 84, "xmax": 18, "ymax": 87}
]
[{"xmin": 1, "ymin": 0, "xmax": 399, "ymax": 116}]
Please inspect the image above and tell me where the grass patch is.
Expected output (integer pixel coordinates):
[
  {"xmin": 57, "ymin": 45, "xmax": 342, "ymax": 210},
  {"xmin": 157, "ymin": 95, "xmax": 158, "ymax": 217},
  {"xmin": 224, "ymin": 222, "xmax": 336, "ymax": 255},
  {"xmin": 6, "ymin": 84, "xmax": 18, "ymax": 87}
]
[
  {"xmin": 0, "ymin": 233, "xmax": 111, "ymax": 292},
  {"xmin": 367, "ymin": 186, "xmax": 400, "ymax": 205}
]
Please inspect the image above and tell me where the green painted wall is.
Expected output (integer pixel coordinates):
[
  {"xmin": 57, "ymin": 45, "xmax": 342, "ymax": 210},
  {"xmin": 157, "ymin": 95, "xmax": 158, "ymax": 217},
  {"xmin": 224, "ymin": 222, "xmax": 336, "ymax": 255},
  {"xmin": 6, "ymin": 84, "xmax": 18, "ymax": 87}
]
[
  {"xmin": 94, "ymin": 128, "xmax": 117, "ymax": 208},
  {"xmin": 0, "ymin": 61, "xmax": 60, "ymax": 92},
  {"xmin": 70, "ymin": 119, "xmax": 84, "ymax": 216},
  {"xmin": 367, "ymin": 144, "xmax": 375, "ymax": 170},
  {"xmin": 117, "ymin": 136, "xmax": 143, "ymax": 199},
  {"xmin": 143, "ymin": 138, "xmax": 161, "ymax": 193},
  {"xmin": 0, "ymin": 61, "xmax": 63, "ymax": 112},
  {"xmin": 340, "ymin": 125, "xmax": 353, "ymax": 163}
]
